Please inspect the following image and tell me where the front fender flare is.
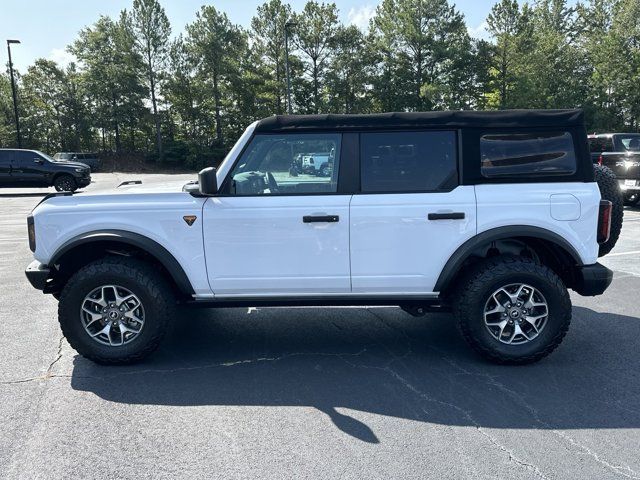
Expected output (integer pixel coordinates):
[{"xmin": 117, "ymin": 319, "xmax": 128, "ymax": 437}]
[{"xmin": 49, "ymin": 229, "xmax": 195, "ymax": 296}]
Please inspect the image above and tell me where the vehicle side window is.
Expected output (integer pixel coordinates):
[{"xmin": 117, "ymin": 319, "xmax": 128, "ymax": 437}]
[
  {"xmin": 14, "ymin": 150, "xmax": 42, "ymax": 167},
  {"xmin": 0, "ymin": 151, "xmax": 12, "ymax": 167},
  {"xmin": 481, "ymin": 132, "xmax": 576, "ymax": 178},
  {"xmin": 360, "ymin": 131, "xmax": 457, "ymax": 193},
  {"xmin": 589, "ymin": 137, "xmax": 613, "ymax": 152},
  {"xmin": 619, "ymin": 136, "xmax": 640, "ymax": 152},
  {"xmin": 228, "ymin": 134, "xmax": 341, "ymax": 195}
]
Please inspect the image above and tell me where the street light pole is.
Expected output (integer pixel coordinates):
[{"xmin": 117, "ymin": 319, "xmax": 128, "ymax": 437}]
[
  {"xmin": 6, "ymin": 39, "xmax": 21, "ymax": 148},
  {"xmin": 284, "ymin": 21, "xmax": 297, "ymax": 115}
]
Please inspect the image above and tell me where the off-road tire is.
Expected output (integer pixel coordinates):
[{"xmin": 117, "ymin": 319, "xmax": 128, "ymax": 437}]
[
  {"xmin": 58, "ymin": 257, "xmax": 175, "ymax": 365},
  {"xmin": 593, "ymin": 164, "xmax": 623, "ymax": 256},
  {"xmin": 453, "ymin": 256, "xmax": 572, "ymax": 365},
  {"xmin": 54, "ymin": 174, "xmax": 78, "ymax": 192}
]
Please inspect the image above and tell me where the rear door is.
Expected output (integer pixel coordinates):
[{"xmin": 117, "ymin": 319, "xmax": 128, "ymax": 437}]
[
  {"xmin": 202, "ymin": 132, "xmax": 352, "ymax": 296},
  {"xmin": 0, "ymin": 150, "xmax": 16, "ymax": 186},
  {"xmin": 350, "ymin": 130, "xmax": 476, "ymax": 294}
]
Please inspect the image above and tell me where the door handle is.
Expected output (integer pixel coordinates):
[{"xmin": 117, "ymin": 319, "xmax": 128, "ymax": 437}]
[
  {"xmin": 428, "ymin": 212, "xmax": 465, "ymax": 220},
  {"xmin": 303, "ymin": 215, "xmax": 339, "ymax": 223}
]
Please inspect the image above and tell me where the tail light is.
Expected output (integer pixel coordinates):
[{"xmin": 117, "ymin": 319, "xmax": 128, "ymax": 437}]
[
  {"xmin": 597, "ymin": 200, "xmax": 612, "ymax": 244},
  {"xmin": 597, "ymin": 154, "xmax": 603, "ymax": 166},
  {"xmin": 27, "ymin": 215, "xmax": 36, "ymax": 252}
]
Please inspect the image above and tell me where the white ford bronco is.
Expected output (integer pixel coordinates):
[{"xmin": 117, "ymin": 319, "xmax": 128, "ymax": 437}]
[{"xmin": 25, "ymin": 110, "xmax": 620, "ymax": 365}]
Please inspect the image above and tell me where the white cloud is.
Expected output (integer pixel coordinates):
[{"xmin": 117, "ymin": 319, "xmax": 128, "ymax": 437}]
[
  {"xmin": 348, "ymin": 5, "xmax": 377, "ymax": 32},
  {"xmin": 467, "ymin": 21, "xmax": 489, "ymax": 40},
  {"xmin": 48, "ymin": 47, "xmax": 77, "ymax": 68}
]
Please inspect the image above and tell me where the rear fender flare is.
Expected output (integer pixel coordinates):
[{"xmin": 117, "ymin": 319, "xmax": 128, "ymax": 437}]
[{"xmin": 434, "ymin": 225, "xmax": 583, "ymax": 293}]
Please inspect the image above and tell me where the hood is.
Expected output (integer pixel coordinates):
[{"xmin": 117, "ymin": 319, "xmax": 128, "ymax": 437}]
[
  {"xmin": 32, "ymin": 179, "xmax": 200, "ymax": 217},
  {"xmin": 73, "ymin": 179, "xmax": 193, "ymax": 196},
  {"xmin": 54, "ymin": 160, "xmax": 90, "ymax": 169}
]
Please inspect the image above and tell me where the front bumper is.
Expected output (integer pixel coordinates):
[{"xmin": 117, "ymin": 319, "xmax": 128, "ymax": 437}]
[
  {"xmin": 573, "ymin": 263, "xmax": 613, "ymax": 296},
  {"xmin": 25, "ymin": 260, "xmax": 50, "ymax": 291},
  {"xmin": 619, "ymin": 179, "xmax": 640, "ymax": 192},
  {"xmin": 77, "ymin": 176, "xmax": 91, "ymax": 188}
]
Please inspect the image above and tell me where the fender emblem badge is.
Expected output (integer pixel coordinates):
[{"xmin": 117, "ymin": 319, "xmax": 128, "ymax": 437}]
[{"xmin": 183, "ymin": 215, "xmax": 197, "ymax": 226}]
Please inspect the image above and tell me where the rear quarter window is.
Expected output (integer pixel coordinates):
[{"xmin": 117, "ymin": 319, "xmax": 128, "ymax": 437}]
[
  {"xmin": 481, "ymin": 132, "xmax": 577, "ymax": 178},
  {"xmin": 589, "ymin": 137, "xmax": 613, "ymax": 153}
]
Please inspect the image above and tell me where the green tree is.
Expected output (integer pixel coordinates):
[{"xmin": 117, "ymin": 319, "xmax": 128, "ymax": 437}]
[
  {"xmin": 185, "ymin": 6, "xmax": 246, "ymax": 146},
  {"xmin": 70, "ymin": 14, "xmax": 146, "ymax": 152},
  {"xmin": 370, "ymin": 0, "xmax": 472, "ymax": 111},
  {"xmin": 131, "ymin": 0, "xmax": 171, "ymax": 157},
  {"xmin": 520, "ymin": 0, "xmax": 586, "ymax": 109},
  {"xmin": 486, "ymin": 0, "xmax": 526, "ymax": 108},
  {"xmin": 326, "ymin": 25, "xmax": 373, "ymax": 113},
  {"xmin": 21, "ymin": 59, "xmax": 67, "ymax": 151},
  {"xmin": 0, "ymin": 73, "xmax": 16, "ymax": 147},
  {"xmin": 251, "ymin": 0, "xmax": 293, "ymax": 114},
  {"xmin": 293, "ymin": 1, "xmax": 340, "ymax": 113}
]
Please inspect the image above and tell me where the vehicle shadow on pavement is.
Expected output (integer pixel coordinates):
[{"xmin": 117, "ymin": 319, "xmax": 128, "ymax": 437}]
[
  {"xmin": 70, "ymin": 305, "xmax": 640, "ymax": 443},
  {"xmin": 0, "ymin": 193, "xmax": 48, "ymax": 198}
]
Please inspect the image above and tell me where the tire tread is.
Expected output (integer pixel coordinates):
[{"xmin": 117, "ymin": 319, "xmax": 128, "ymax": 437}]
[
  {"xmin": 453, "ymin": 256, "xmax": 571, "ymax": 365},
  {"xmin": 58, "ymin": 257, "xmax": 174, "ymax": 365}
]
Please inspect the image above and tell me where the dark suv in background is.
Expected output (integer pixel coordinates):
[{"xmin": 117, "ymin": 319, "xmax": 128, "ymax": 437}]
[
  {"xmin": 54, "ymin": 152, "xmax": 102, "ymax": 171},
  {"xmin": 589, "ymin": 133, "xmax": 640, "ymax": 205},
  {"xmin": 0, "ymin": 149, "xmax": 91, "ymax": 192}
]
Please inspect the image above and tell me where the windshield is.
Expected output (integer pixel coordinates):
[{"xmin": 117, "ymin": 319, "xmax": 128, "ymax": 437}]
[
  {"xmin": 55, "ymin": 153, "xmax": 73, "ymax": 160},
  {"xmin": 38, "ymin": 151, "xmax": 57, "ymax": 162},
  {"xmin": 619, "ymin": 135, "xmax": 640, "ymax": 152}
]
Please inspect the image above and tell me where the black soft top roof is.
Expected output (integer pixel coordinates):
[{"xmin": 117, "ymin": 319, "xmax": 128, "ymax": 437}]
[{"xmin": 254, "ymin": 109, "xmax": 584, "ymax": 133}]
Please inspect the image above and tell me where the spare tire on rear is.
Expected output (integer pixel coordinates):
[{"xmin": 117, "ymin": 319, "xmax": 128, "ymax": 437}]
[{"xmin": 593, "ymin": 164, "xmax": 623, "ymax": 257}]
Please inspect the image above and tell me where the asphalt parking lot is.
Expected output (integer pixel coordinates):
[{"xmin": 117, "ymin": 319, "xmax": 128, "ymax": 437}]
[{"xmin": 1, "ymin": 173, "xmax": 640, "ymax": 479}]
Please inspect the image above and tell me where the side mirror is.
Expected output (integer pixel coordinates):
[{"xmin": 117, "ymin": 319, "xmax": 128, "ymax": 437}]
[
  {"xmin": 34, "ymin": 158, "xmax": 44, "ymax": 165},
  {"xmin": 198, "ymin": 167, "xmax": 218, "ymax": 196}
]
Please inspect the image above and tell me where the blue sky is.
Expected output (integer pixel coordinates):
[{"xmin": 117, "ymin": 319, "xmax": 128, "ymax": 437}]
[{"xmin": 3, "ymin": 0, "xmax": 493, "ymax": 72}]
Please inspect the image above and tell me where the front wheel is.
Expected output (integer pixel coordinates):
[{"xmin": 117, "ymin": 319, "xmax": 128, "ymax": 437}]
[
  {"xmin": 58, "ymin": 257, "xmax": 175, "ymax": 365},
  {"xmin": 54, "ymin": 174, "xmax": 77, "ymax": 192},
  {"xmin": 453, "ymin": 256, "xmax": 571, "ymax": 365}
]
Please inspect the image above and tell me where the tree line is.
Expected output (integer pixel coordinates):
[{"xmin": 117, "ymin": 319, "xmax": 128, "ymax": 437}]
[{"xmin": 1, "ymin": 0, "xmax": 639, "ymax": 169}]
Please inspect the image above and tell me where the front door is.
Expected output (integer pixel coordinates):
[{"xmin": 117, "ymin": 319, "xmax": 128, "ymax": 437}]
[
  {"xmin": 203, "ymin": 132, "xmax": 351, "ymax": 296},
  {"xmin": 349, "ymin": 130, "xmax": 477, "ymax": 294},
  {"xmin": 13, "ymin": 150, "xmax": 49, "ymax": 186}
]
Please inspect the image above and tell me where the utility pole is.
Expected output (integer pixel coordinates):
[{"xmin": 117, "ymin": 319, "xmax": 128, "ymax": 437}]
[
  {"xmin": 7, "ymin": 39, "xmax": 21, "ymax": 148},
  {"xmin": 284, "ymin": 21, "xmax": 297, "ymax": 115}
]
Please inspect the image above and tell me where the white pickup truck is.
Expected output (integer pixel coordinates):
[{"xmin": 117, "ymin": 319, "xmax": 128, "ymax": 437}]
[{"xmin": 25, "ymin": 110, "xmax": 620, "ymax": 365}]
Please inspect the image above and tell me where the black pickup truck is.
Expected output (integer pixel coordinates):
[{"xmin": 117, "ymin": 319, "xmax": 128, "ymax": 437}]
[
  {"xmin": 0, "ymin": 149, "xmax": 91, "ymax": 192},
  {"xmin": 589, "ymin": 133, "xmax": 640, "ymax": 206}
]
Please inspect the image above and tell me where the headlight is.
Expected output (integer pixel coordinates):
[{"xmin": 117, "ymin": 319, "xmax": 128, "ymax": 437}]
[
  {"xmin": 75, "ymin": 168, "xmax": 84, "ymax": 173},
  {"xmin": 27, "ymin": 216, "xmax": 36, "ymax": 252}
]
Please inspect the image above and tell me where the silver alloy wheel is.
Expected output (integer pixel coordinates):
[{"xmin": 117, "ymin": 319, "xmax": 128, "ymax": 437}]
[
  {"xmin": 80, "ymin": 285, "xmax": 145, "ymax": 346},
  {"xmin": 483, "ymin": 283, "xmax": 548, "ymax": 345}
]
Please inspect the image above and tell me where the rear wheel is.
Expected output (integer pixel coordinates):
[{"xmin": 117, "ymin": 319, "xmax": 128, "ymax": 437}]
[
  {"xmin": 58, "ymin": 257, "xmax": 175, "ymax": 365},
  {"xmin": 54, "ymin": 174, "xmax": 77, "ymax": 192},
  {"xmin": 624, "ymin": 192, "xmax": 640, "ymax": 207},
  {"xmin": 593, "ymin": 164, "xmax": 623, "ymax": 256},
  {"xmin": 453, "ymin": 256, "xmax": 571, "ymax": 365}
]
